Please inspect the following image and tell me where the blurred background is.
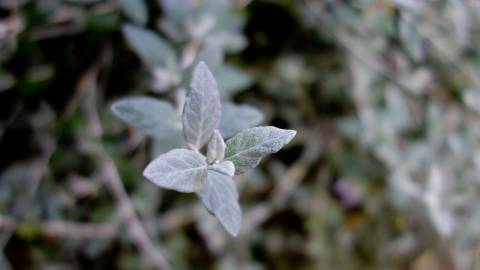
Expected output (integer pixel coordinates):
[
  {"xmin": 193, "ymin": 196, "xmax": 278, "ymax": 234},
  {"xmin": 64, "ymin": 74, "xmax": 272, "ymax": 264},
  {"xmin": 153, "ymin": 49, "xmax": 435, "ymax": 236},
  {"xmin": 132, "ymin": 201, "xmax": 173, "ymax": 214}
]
[{"xmin": 1, "ymin": 0, "xmax": 480, "ymax": 269}]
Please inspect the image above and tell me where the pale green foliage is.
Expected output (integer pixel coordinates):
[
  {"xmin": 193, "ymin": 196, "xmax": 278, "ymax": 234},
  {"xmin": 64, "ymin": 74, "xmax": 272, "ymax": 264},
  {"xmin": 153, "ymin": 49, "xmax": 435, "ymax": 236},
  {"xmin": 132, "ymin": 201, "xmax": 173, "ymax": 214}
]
[
  {"xmin": 121, "ymin": 0, "xmax": 251, "ymax": 94},
  {"xmin": 118, "ymin": 0, "xmax": 148, "ymax": 25},
  {"xmin": 143, "ymin": 149, "xmax": 208, "ymax": 192},
  {"xmin": 110, "ymin": 96, "xmax": 180, "ymax": 139},
  {"xmin": 158, "ymin": 0, "xmax": 246, "ymax": 51},
  {"xmin": 225, "ymin": 126, "xmax": 297, "ymax": 174},
  {"xmin": 112, "ymin": 62, "xmax": 296, "ymax": 235},
  {"xmin": 5, "ymin": 0, "xmax": 480, "ymax": 268},
  {"xmin": 182, "ymin": 62, "xmax": 221, "ymax": 150},
  {"xmin": 110, "ymin": 98, "xmax": 264, "ymax": 152},
  {"xmin": 220, "ymin": 103, "xmax": 264, "ymax": 138},
  {"xmin": 122, "ymin": 24, "xmax": 176, "ymax": 69},
  {"xmin": 216, "ymin": 65, "xmax": 255, "ymax": 97},
  {"xmin": 312, "ymin": 1, "xmax": 480, "ymax": 268},
  {"xmin": 197, "ymin": 165, "xmax": 241, "ymax": 236},
  {"xmin": 207, "ymin": 130, "xmax": 226, "ymax": 163}
]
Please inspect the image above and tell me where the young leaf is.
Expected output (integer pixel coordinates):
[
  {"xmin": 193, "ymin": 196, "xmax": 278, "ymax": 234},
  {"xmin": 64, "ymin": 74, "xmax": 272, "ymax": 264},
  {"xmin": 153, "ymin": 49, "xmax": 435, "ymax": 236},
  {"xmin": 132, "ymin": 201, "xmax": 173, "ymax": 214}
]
[
  {"xmin": 111, "ymin": 96, "xmax": 180, "ymax": 139},
  {"xmin": 182, "ymin": 62, "xmax": 221, "ymax": 150},
  {"xmin": 225, "ymin": 126, "xmax": 296, "ymax": 174},
  {"xmin": 197, "ymin": 167, "xmax": 241, "ymax": 236},
  {"xmin": 143, "ymin": 149, "xmax": 208, "ymax": 192},
  {"xmin": 119, "ymin": 0, "xmax": 148, "ymax": 25},
  {"xmin": 209, "ymin": 160, "xmax": 235, "ymax": 177},
  {"xmin": 123, "ymin": 24, "xmax": 176, "ymax": 68},
  {"xmin": 207, "ymin": 130, "xmax": 226, "ymax": 163},
  {"xmin": 220, "ymin": 102, "xmax": 264, "ymax": 138}
]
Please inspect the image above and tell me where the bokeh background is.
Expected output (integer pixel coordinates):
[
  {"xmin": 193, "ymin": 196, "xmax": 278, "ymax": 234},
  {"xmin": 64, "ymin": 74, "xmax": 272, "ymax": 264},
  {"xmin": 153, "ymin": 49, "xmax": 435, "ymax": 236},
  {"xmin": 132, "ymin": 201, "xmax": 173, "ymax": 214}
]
[{"xmin": 1, "ymin": 0, "xmax": 480, "ymax": 269}]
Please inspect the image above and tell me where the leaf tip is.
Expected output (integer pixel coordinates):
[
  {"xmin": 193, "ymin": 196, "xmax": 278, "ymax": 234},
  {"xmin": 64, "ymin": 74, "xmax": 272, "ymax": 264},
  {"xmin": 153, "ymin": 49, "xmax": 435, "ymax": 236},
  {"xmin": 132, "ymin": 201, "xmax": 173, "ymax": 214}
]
[
  {"xmin": 228, "ymin": 228, "xmax": 239, "ymax": 237},
  {"xmin": 142, "ymin": 161, "xmax": 154, "ymax": 179},
  {"xmin": 285, "ymin": 129, "xmax": 297, "ymax": 142},
  {"xmin": 110, "ymin": 102, "xmax": 119, "ymax": 114},
  {"xmin": 110, "ymin": 99, "xmax": 128, "ymax": 121},
  {"xmin": 110, "ymin": 98, "xmax": 125, "ymax": 114},
  {"xmin": 196, "ymin": 60, "xmax": 208, "ymax": 70},
  {"xmin": 192, "ymin": 61, "xmax": 214, "ymax": 81},
  {"xmin": 225, "ymin": 214, "xmax": 241, "ymax": 237},
  {"xmin": 213, "ymin": 129, "xmax": 222, "ymax": 137}
]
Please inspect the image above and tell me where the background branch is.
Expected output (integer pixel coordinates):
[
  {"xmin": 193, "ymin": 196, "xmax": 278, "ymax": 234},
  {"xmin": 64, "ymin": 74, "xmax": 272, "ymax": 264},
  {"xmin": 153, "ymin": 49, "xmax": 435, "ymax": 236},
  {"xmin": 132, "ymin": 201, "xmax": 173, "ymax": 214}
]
[{"xmin": 80, "ymin": 66, "xmax": 172, "ymax": 270}]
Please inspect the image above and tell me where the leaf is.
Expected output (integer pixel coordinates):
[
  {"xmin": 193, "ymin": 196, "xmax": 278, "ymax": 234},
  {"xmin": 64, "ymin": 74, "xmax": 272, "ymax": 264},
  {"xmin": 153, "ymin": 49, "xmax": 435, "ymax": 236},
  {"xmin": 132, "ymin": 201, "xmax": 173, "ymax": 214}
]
[
  {"xmin": 119, "ymin": 0, "xmax": 148, "ymax": 25},
  {"xmin": 143, "ymin": 149, "xmax": 208, "ymax": 192},
  {"xmin": 111, "ymin": 96, "xmax": 180, "ymax": 139},
  {"xmin": 207, "ymin": 130, "xmax": 226, "ymax": 163},
  {"xmin": 182, "ymin": 61, "xmax": 221, "ymax": 150},
  {"xmin": 225, "ymin": 126, "xmax": 296, "ymax": 174},
  {"xmin": 220, "ymin": 102, "xmax": 264, "ymax": 138},
  {"xmin": 209, "ymin": 160, "xmax": 235, "ymax": 177},
  {"xmin": 216, "ymin": 64, "xmax": 254, "ymax": 97},
  {"xmin": 197, "ymin": 166, "xmax": 241, "ymax": 236},
  {"xmin": 122, "ymin": 24, "xmax": 176, "ymax": 68}
]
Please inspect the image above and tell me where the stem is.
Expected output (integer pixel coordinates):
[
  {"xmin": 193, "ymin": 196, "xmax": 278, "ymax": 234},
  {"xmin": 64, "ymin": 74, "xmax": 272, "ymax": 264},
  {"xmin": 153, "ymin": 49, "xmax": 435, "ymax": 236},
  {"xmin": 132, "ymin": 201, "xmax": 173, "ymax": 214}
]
[
  {"xmin": 98, "ymin": 153, "xmax": 172, "ymax": 270},
  {"xmin": 81, "ymin": 66, "xmax": 172, "ymax": 270},
  {"xmin": 0, "ymin": 215, "xmax": 118, "ymax": 239}
]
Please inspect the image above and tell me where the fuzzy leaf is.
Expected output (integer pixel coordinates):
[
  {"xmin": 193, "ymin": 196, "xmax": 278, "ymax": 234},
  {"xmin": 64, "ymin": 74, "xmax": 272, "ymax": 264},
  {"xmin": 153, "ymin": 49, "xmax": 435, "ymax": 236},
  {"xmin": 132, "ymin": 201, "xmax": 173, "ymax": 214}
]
[
  {"xmin": 119, "ymin": 0, "xmax": 148, "ymax": 25},
  {"xmin": 220, "ymin": 103, "xmax": 264, "ymax": 138},
  {"xmin": 182, "ymin": 62, "xmax": 221, "ymax": 149},
  {"xmin": 143, "ymin": 149, "xmax": 207, "ymax": 192},
  {"xmin": 123, "ymin": 24, "xmax": 176, "ymax": 68},
  {"xmin": 111, "ymin": 96, "xmax": 180, "ymax": 138},
  {"xmin": 225, "ymin": 126, "xmax": 296, "ymax": 174},
  {"xmin": 197, "ymin": 166, "xmax": 240, "ymax": 236},
  {"xmin": 207, "ymin": 130, "xmax": 226, "ymax": 163}
]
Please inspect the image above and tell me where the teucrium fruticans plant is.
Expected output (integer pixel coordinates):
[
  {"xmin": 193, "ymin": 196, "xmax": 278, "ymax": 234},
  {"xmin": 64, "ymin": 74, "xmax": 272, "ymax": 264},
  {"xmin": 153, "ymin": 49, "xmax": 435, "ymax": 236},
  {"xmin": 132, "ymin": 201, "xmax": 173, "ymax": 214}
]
[{"xmin": 112, "ymin": 62, "xmax": 296, "ymax": 236}]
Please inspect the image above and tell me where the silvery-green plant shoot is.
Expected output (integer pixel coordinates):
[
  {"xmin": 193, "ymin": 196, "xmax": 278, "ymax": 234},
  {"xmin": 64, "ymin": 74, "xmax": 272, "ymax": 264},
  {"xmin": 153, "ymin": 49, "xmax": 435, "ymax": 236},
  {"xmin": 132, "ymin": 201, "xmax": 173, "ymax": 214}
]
[{"xmin": 112, "ymin": 62, "xmax": 296, "ymax": 236}]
